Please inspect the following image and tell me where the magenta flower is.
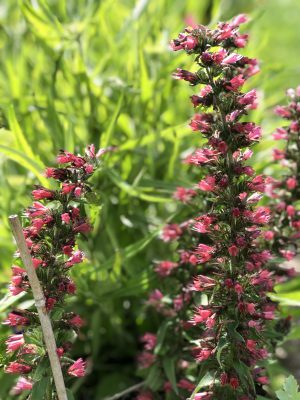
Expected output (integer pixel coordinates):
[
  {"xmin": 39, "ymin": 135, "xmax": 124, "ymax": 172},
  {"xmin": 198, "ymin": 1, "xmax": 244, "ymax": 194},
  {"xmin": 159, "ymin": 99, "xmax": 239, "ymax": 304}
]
[
  {"xmin": 5, "ymin": 362, "xmax": 32, "ymax": 374},
  {"xmin": 5, "ymin": 334, "xmax": 24, "ymax": 353},
  {"xmin": 10, "ymin": 377, "xmax": 33, "ymax": 395},
  {"xmin": 67, "ymin": 358, "xmax": 86, "ymax": 377}
]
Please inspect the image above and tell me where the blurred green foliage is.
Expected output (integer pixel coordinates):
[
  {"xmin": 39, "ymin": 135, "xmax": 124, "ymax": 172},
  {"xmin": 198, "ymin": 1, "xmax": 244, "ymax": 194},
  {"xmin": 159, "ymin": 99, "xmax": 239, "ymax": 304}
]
[{"xmin": 0, "ymin": 0, "xmax": 300, "ymax": 398}]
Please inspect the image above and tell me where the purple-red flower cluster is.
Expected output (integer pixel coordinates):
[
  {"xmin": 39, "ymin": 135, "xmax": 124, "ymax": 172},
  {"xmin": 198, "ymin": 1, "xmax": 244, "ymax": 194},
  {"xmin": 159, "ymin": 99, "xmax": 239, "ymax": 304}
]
[
  {"xmin": 4, "ymin": 145, "xmax": 104, "ymax": 396},
  {"xmin": 137, "ymin": 15, "xmax": 281, "ymax": 400}
]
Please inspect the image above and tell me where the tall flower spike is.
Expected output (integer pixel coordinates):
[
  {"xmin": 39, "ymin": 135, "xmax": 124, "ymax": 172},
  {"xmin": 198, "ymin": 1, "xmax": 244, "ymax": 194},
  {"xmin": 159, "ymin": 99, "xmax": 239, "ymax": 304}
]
[
  {"xmin": 4, "ymin": 145, "xmax": 105, "ymax": 397},
  {"xmin": 138, "ymin": 15, "xmax": 279, "ymax": 400},
  {"xmin": 263, "ymin": 88, "xmax": 300, "ymax": 281}
]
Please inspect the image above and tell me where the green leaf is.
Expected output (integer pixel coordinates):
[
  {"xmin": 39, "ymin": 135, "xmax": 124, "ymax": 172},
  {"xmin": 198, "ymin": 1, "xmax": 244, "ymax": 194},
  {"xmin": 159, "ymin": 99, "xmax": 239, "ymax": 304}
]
[
  {"xmin": 233, "ymin": 360, "xmax": 255, "ymax": 393},
  {"xmin": 270, "ymin": 294, "xmax": 300, "ymax": 307},
  {"xmin": 276, "ymin": 375, "xmax": 300, "ymax": 400},
  {"xmin": 145, "ymin": 364, "xmax": 163, "ymax": 391},
  {"xmin": 190, "ymin": 371, "xmax": 214, "ymax": 399},
  {"xmin": 0, "ymin": 145, "xmax": 48, "ymax": 186},
  {"xmin": 163, "ymin": 357, "xmax": 178, "ymax": 395},
  {"xmin": 227, "ymin": 322, "xmax": 245, "ymax": 342},
  {"xmin": 0, "ymin": 292, "xmax": 26, "ymax": 313},
  {"xmin": 31, "ymin": 377, "xmax": 50, "ymax": 400},
  {"xmin": 32, "ymin": 357, "xmax": 50, "ymax": 381},
  {"xmin": 7, "ymin": 105, "xmax": 36, "ymax": 161},
  {"xmin": 105, "ymin": 169, "xmax": 169, "ymax": 203},
  {"xmin": 216, "ymin": 337, "xmax": 228, "ymax": 367},
  {"xmin": 154, "ymin": 320, "xmax": 172, "ymax": 355},
  {"xmin": 66, "ymin": 388, "xmax": 75, "ymax": 400},
  {"xmin": 100, "ymin": 93, "xmax": 124, "ymax": 148}
]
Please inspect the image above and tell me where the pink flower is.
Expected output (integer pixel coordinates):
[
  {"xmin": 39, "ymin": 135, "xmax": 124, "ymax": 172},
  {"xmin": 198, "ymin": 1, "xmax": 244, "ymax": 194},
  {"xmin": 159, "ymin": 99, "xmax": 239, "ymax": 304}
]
[
  {"xmin": 250, "ymin": 207, "xmax": 271, "ymax": 224},
  {"xmin": 173, "ymin": 187, "xmax": 196, "ymax": 203},
  {"xmin": 73, "ymin": 221, "xmax": 92, "ymax": 234},
  {"xmin": 136, "ymin": 391, "xmax": 153, "ymax": 400},
  {"xmin": 26, "ymin": 201, "xmax": 48, "ymax": 217},
  {"xmin": 46, "ymin": 297, "xmax": 56, "ymax": 311},
  {"xmin": 194, "ymin": 392, "xmax": 212, "ymax": 400},
  {"xmin": 66, "ymin": 250, "xmax": 84, "ymax": 267},
  {"xmin": 286, "ymin": 177, "xmax": 297, "ymax": 190},
  {"xmin": 286, "ymin": 205, "xmax": 295, "ymax": 217},
  {"xmin": 172, "ymin": 68, "xmax": 199, "ymax": 84},
  {"xmin": 3, "ymin": 313, "xmax": 30, "ymax": 326},
  {"xmin": 248, "ymin": 320, "xmax": 261, "ymax": 330},
  {"xmin": 184, "ymin": 35, "xmax": 198, "ymax": 50},
  {"xmin": 5, "ymin": 362, "xmax": 32, "ymax": 374},
  {"xmin": 238, "ymin": 89, "xmax": 257, "ymax": 106},
  {"xmin": 256, "ymin": 376, "xmax": 269, "ymax": 385},
  {"xmin": 193, "ymin": 275, "xmax": 216, "ymax": 291},
  {"xmin": 230, "ymin": 377, "xmax": 239, "ymax": 389},
  {"xmin": 187, "ymin": 148, "xmax": 219, "ymax": 165},
  {"xmin": 234, "ymin": 34, "xmax": 248, "ymax": 48},
  {"xmin": 161, "ymin": 224, "xmax": 183, "ymax": 242},
  {"xmin": 190, "ymin": 307, "xmax": 215, "ymax": 328},
  {"xmin": 10, "ymin": 377, "xmax": 33, "ymax": 394},
  {"xmin": 263, "ymin": 230, "xmax": 274, "ymax": 240},
  {"xmin": 228, "ymin": 244, "xmax": 239, "ymax": 257},
  {"xmin": 74, "ymin": 187, "xmax": 82, "ymax": 197},
  {"xmin": 193, "ymin": 347, "xmax": 212, "ymax": 362},
  {"xmin": 5, "ymin": 334, "xmax": 24, "ymax": 353},
  {"xmin": 177, "ymin": 379, "xmax": 195, "ymax": 391},
  {"xmin": 248, "ymin": 175, "xmax": 266, "ymax": 192},
  {"xmin": 195, "ymin": 243, "xmax": 215, "ymax": 263},
  {"xmin": 274, "ymin": 106, "xmax": 291, "ymax": 118},
  {"xmin": 137, "ymin": 352, "xmax": 156, "ymax": 369},
  {"xmin": 245, "ymin": 303, "xmax": 256, "ymax": 314},
  {"xmin": 85, "ymin": 164, "xmax": 94, "ymax": 174},
  {"xmin": 62, "ymin": 182, "xmax": 76, "ymax": 194},
  {"xmin": 193, "ymin": 215, "xmax": 214, "ymax": 233},
  {"xmin": 232, "ymin": 14, "xmax": 248, "ymax": 27},
  {"xmin": 68, "ymin": 358, "xmax": 86, "ymax": 377},
  {"xmin": 147, "ymin": 289, "xmax": 163, "ymax": 305},
  {"xmin": 32, "ymin": 188, "xmax": 54, "ymax": 200},
  {"xmin": 198, "ymin": 176, "xmax": 216, "ymax": 192},
  {"xmin": 222, "ymin": 53, "xmax": 242, "ymax": 65},
  {"xmin": 220, "ymin": 372, "xmax": 229, "ymax": 385},
  {"xmin": 234, "ymin": 283, "xmax": 243, "ymax": 294},
  {"xmin": 189, "ymin": 113, "xmax": 212, "ymax": 132},
  {"xmin": 170, "ymin": 33, "xmax": 198, "ymax": 51},
  {"xmin": 273, "ymin": 149, "xmax": 285, "ymax": 160},
  {"xmin": 280, "ymin": 249, "xmax": 295, "ymax": 261},
  {"xmin": 246, "ymin": 339, "xmax": 257, "ymax": 352},
  {"xmin": 61, "ymin": 213, "xmax": 71, "ymax": 224},
  {"xmin": 141, "ymin": 333, "xmax": 157, "ymax": 351},
  {"xmin": 225, "ymin": 74, "xmax": 245, "ymax": 91},
  {"xmin": 273, "ymin": 128, "xmax": 288, "ymax": 140},
  {"xmin": 248, "ymin": 125, "xmax": 262, "ymax": 141},
  {"xmin": 69, "ymin": 315, "xmax": 85, "ymax": 328},
  {"xmin": 155, "ymin": 261, "xmax": 178, "ymax": 277},
  {"xmin": 56, "ymin": 347, "xmax": 65, "ymax": 357}
]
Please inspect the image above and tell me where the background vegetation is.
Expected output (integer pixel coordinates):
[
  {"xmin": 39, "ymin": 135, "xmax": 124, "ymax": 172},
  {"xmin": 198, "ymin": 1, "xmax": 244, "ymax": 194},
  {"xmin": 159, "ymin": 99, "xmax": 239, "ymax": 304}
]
[{"xmin": 0, "ymin": 0, "xmax": 300, "ymax": 398}]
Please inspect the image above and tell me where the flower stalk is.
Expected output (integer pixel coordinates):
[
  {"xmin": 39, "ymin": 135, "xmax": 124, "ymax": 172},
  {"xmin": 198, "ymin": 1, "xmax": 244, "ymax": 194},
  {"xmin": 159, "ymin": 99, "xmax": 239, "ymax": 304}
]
[
  {"xmin": 9, "ymin": 215, "xmax": 67, "ymax": 400},
  {"xmin": 138, "ymin": 15, "xmax": 282, "ymax": 400},
  {"xmin": 4, "ymin": 145, "xmax": 107, "ymax": 398}
]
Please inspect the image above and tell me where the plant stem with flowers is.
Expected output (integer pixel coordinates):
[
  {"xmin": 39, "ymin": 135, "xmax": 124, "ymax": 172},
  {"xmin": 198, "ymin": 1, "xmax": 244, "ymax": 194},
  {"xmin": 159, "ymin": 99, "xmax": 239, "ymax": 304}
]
[
  {"xmin": 264, "ymin": 87, "xmax": 300, "ymax": 279},
  {"xmin": 3, "ymin": 145, "xmax": 107, "ymax": 398},
  {"xmin": 137, "ymin": 15, "xmax": 281, "ymax": 400}
]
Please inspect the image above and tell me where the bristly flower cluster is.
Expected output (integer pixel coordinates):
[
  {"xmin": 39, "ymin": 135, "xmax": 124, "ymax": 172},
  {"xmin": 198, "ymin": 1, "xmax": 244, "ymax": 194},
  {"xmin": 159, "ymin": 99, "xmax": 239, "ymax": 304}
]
[
  {"xmin": 264, "ymin": 88, "xmax": 300, "ymax": 278},
  {"xmin": 137, "ymin": 15, "xmax": 281, "ymax": 400},
  {"xmin": 4, "ymin": 145, "xmax": 105, "ymax": 396}
]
